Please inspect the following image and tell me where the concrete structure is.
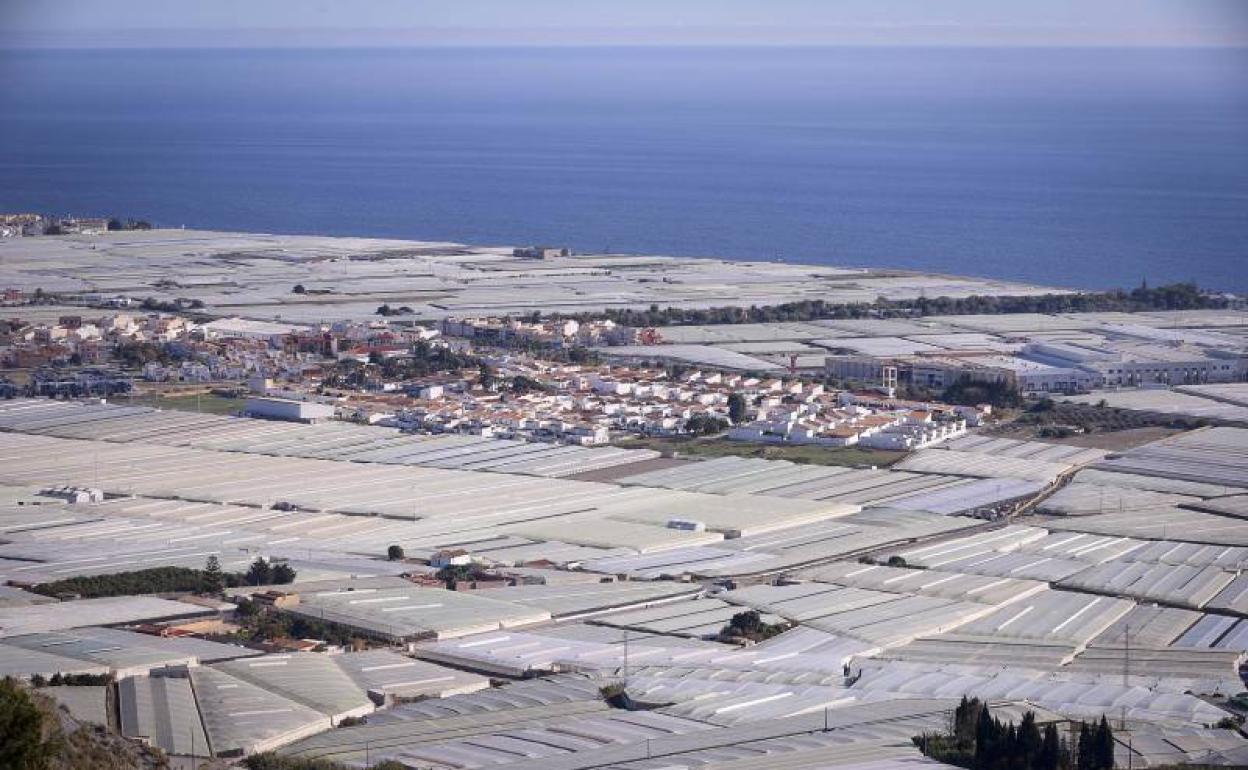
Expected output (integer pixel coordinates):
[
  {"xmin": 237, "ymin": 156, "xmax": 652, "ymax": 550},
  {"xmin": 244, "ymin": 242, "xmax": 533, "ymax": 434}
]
[{"xmin": 244, "ymin": 396, "xmax": 335, "ymax": 423}]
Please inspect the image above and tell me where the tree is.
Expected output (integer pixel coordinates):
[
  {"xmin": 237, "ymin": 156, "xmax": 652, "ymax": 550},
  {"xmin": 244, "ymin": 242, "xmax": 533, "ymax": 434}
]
[
  {"xmin": 203, "ymin": 555, "xmax": 225, "ymax": 595},
  {"xmin": 953, "ymin": 695, "xmax": 981, "ymax": 748},
  {"xmin": 33, "ymin": 565, "xmax": 246, "ymax": 598},
  {"xmin": 684, "ymin": 414, "xmax": 728, "ymax": 436},
  {"xmin": 510, "ymin": 375, "xmax": 549, "ymax": 394},
  {"xmin": 1076, "ymin": 722, "xmax": 1095, "ymax": 770},
  {"xmin": 941, "ymin": 376, "xmax": 1022, "ymax": 409},
  {"xmin": 1094, "ymin": 716, "xmax": 1115, "ymax": 770},
  {"xmin": 918, "ymin": 702, "xmax": 1067, "ymax": 770},
  {"xmin": 0, "ymin": 678, "xmax": 55, "ymax": 770},
  {"xmin": 246, "ymin": 557, "xmax": 273, "ymax": 586},
  {"xmin": 1040, "ymin": 723, "xmax": 1061, "ymax": 770},
  {"xmin": 1018, "ymin": 711, "xmax": 1043, "ymax": 770},
  {"xmin": 437, "ymin": 563, "xmax": 481, "ymax": 590},
  {"xmin": 973, "ymin": 703, "xmax": 997, "ymax": 770},
  {"xmin": 727, "ymin": 392, "xmax": 747, "ymax": 424},
  {"xmin": 387, "ymin": 545, "xmax": 405, "ymax": 561},
  {"xmin": 271, "ymin": 563, "xmax": 297, "ymax": 585},
  {"xmin": 718, "ymin": 610, "xmax": 786, "ymax": 642},
  {"xmin": 478, "ymin": 362, "xmax": 496, "ymax": 391}
]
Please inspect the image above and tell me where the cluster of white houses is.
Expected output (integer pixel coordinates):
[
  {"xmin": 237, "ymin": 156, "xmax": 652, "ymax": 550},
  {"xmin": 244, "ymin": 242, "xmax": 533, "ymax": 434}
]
[
  {"xmin": 387, "ymin": 369, "xmax": 833, "ymax": 444},
  {"xmin": 727, "ymin": 391, "xmax": 973, "ymax": 450}
]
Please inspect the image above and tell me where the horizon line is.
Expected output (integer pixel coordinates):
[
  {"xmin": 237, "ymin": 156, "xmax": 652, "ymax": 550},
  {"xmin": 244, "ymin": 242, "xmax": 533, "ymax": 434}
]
[{"xmin": 4, "ymin": 41, "xmax": 1248, "ymax": 51}]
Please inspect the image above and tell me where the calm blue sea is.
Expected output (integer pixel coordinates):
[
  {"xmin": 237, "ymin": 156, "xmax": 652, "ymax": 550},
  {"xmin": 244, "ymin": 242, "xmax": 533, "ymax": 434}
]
[{"xmin": 1, "ymin": 46, "xmax": 1245, "ymax": 292}]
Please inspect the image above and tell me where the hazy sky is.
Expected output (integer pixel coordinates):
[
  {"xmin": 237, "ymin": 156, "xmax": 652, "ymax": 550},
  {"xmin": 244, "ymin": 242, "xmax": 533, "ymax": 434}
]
[{"xmin": 3, "ymin": 0, "xmax": 1247, "ymax": 48}]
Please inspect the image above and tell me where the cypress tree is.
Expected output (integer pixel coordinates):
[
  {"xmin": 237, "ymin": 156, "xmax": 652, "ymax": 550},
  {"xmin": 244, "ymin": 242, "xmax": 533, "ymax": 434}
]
[
  {"xmin": 1004, "ymin": 722, "xmax": 1018, "ymax": 770},
  {"xmin": 1018, "ymin": 711, "xmax": 1042, "ymax": 769},
  {"xmin": 1040, "ymin": 723, "xmax": 1061, "ymax": 770},
  {"xmin": 246, "ymin": 557, "xmax": 272, "ymax": 586},
  {"xmin": 1076, "ymin": 722, "xmax": 1095, "ymax": 770},
  {"xmin": 974, "ymin": 704, "xmax": 994, "ymax": 770},
  {"xmin": 1094, "ymin": 716, "xmax": 1115, "ymax": 770},
  {"xmin": 202, "ymin": 555, "xmax": 224, "ymax": 595},
  {"xmin": 955, "ymin": 696, "xmax": 981, "ymax": 747}
]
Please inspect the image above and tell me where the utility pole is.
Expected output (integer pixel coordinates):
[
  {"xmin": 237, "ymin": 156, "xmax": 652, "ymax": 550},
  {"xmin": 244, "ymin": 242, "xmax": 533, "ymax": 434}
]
[
  {"xmin": 1123, "ymin": 622, "xmax": 1131, "ymax": 745},
  {"xmin": 622, "ymin": 628, "xmax": 630, "ymax": 682},
  {"xmin": 1123, "ymin": 623, "xmax": 1129, "ymax": 694}
]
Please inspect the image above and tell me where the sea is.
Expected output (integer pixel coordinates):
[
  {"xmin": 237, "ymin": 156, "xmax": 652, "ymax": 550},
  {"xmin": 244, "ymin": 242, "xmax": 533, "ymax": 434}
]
[{"xmin": 1, "ymin": 46, "xmax": 1245, "ymax": 292}]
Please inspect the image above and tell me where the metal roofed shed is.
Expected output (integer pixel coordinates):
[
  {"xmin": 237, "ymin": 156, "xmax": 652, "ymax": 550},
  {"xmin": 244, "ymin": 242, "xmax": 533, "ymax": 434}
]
[
  {"xmin": 890, "ymin": 525, "xmax": 1050, "ymax": 570},
  {"xmin": 588, "ymin": 597, "xmax": 777, "ymax": 639},
  {"xmin": 481, "ymin": 580, "xmax": 704, "ymax": 621},
  {"xmin": 0, "ymin": 643, "xmax": 110, "ymax": 679},
  {"xmin": 884, "ymin": 477, "xmax": 1046, "ymax": 516},
  {"xmin": 939, "ymin": 591, "xmax": 1135, "ymax": 647},
  {"xmin": 285, "ymin": 585, "xmax": 552, "ymax": 642},
  {"xmin": 1041, "ymin": 506, "xmax": 1248, "ymax": 545},
  {"xmin": 212, "ymin": 653, "xmax": 376, "ymax": 723},
  {"xmin": 1038, "ymin": 482, "xmax": 1200, "ymax": 517},
  {"xmin": 1072, "ymin": 466, "xmax": 1240, "ymax": 498},
  {"xmin": 0, "ymin": 596, "xmax": 216, "ymax": 637},
  {"xmin": 510, "ymin": 517, "xmax": 725, "ymax": 553},
  {"xmin": 598, "ymin": 495, "xmax": 860, "ymax": 540},
  {"xmin": 1089, "ymin": 604, "xmax": 1204, "ymax": 649},
  {"xmin": 940, "ymin": 435, "xmax": 1107, "ymax": 466},
  {"xmin": 282, "ymin": 698, "xmax": 713, "ymax": 769},
  {"xmin": 190, "ymin": 665, "xmax": 330, "ymax": 757},
  {"xmin": 793, "ymin": 561, "xmax": 1049, "ymax": 607},
  {"xmin": 414, "ymin": 626, "xmax": 867, "ymax": 678},
  {"xmin": 874, "ymin": 637, "xmax": 1078, "ymax": 670},
  {"xmin": 225, "ymin": 575, "xmax": 417, "ymax": 600},
  {"xmin": 1063, "ymin": 646, "xmax": 1243, "ymax": 695},
  {"xmin": 719, "ymin": 583, "xmax": 998, "ymax": 648},
  {"xmin": 894, "ymin": 449, "xmax": 1073, "ymax": 483},
  {"xmin": 578, "ymin": 545, "xmax": 784, "ymax": 581},
  {"xmin": 332, "ymin": 649, "xmax": 490, "ymax": 703},
  {"xmin": 368, "ymin": 672, "xmax": 608, "ymax": 726},
  {"xmin": 118, "ymin": 674, "xmax": 210, "ymax": 758},
  {"xmin": 1057, "ymin": 562, "xmax": 1235, "ymax": 609},
  {"xmin": 1091, "ymin": 427, "xmax": 1248, "ymax": 490},
  {"xmin": 1189, "ymin": 494, "xmax": 1248, "ymax": 520},
  {"xmin": 0, "ymin": 627, "xmax": 260, "ymax": 677}
]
